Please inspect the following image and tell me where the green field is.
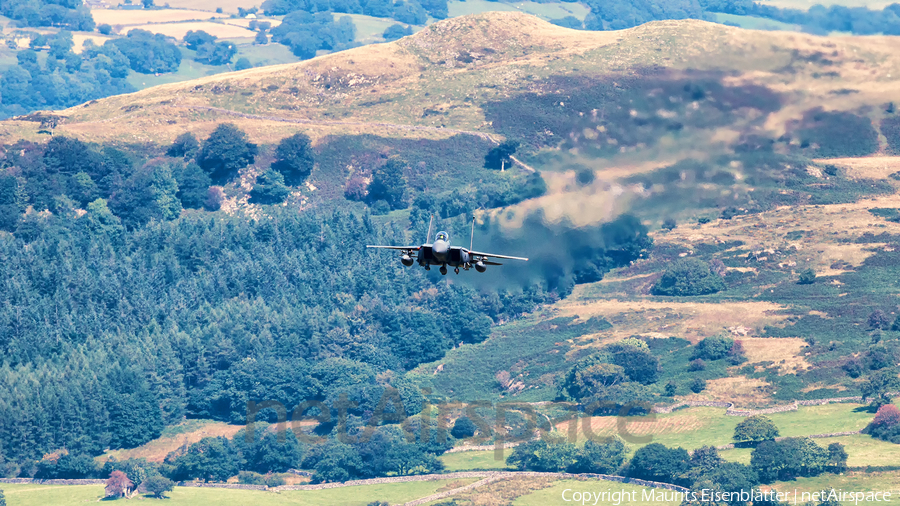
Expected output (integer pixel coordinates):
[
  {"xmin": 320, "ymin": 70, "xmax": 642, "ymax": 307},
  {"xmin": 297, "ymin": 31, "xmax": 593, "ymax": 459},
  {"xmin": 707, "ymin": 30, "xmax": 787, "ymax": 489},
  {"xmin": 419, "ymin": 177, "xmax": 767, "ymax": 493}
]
[
  {"xmin": 757, "ymin": 0, "xmax": 896, "ymax": 9},
  {"xmin": 771, "ymin": 471, "xmax": 900, "ymax": 496},
  {"xmin": 441, "ymin": 449, "xmax": 511, "ymax": 471},
  {"xmin": 127, "ymin": 50, "xmax": 227, "ymax": 90},
  {"xmin": 712, "ymin": 12, "xmax": 801, "ymax": 31},
  {"xmin": 447, "ymin": 0, "xmax": 589, "ymax": 20},
  {"xmin": 513, "ymin": 480, "xmax": 684, "ymax": 506},
  {"xmin": 616, "ymin": 403, "xmax": 877, "ymax": 451},
  {"xmin": 125, "ymin": 42, "xmax": 301, "ymax": 91},
  {"xmin": 343, "ymin": 14, "xmax": 425, "ymax": 43},
  {"xmin": 442, "ymin": 402, "xmax": 884, "ymax": 473},
  {"xmin": 1, "ymin": 479, "xmax": 469, "ymax": 506}
]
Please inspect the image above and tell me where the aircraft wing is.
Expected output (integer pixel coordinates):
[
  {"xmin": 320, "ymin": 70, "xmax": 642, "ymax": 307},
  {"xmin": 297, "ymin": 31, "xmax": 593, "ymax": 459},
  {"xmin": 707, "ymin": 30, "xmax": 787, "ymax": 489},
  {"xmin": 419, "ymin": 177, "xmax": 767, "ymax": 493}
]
[
  {"xmin": 468, "ymin": 250, "xmax": 528, "ymax": 261},
  {"xmin": 366, "ymin": 245, "xmax": 420, "ymax": 251}
]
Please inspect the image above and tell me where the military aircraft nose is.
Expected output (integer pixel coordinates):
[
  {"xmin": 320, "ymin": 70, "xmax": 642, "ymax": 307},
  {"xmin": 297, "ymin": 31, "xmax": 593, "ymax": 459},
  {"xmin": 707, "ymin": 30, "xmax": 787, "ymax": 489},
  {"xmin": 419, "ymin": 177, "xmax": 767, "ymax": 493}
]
[{"xmin": 433, "ymin": 240, "xmax": 449, "ymax": 258}]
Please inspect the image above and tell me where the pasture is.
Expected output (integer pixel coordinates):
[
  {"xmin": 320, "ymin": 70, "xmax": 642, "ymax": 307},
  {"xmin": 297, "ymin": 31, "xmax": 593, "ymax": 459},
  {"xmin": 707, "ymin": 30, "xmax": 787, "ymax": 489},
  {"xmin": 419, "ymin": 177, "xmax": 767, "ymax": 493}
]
[
  {"xmin": 100, "ymin": 419, "xmax": 244, "ymax": 463},
  {"xmin": 124, "ymin": 21, "xmax": 256, "ymax": 40},
  {"xmin": 99, "ymin": 0, "xmax": 262, "ymax": 12},
  {"xmin": 513, "ymin": 480, "xmax": 683, "ymax": 506},
  {"xmin": 1, "ymin": 479, "xmax": 470, "ymax": 506},
  {"xmin": 443, "ymin": 402, "xmax": 884, "ymax": 472},
  {"xmin": 441, "ymin": 450, "xmax": 511, "ymax": 471},
  {"xmin": 558, "ymin": 403, "xmax": 877, "ymax": 449},
  {"xmin": 447, "ymin": 0, "xmax": 590, "ymax": 20},
  {"xmin": 758, "ymin": 0, "xmax": 897, "ymax": 9},
  {"xmin": 712, "ymin": 12, "xmax": 801, "ymax": 30},
  {"xmin": 770, "ymin": 471, "xmax": 900, "ymax": 496},
  {"xmin": 90, "ymin": 8, "xmax": 228, "ymax": 26},
  {"xmin": 342, "ymin": 13, "xmax": 425, "ymax": 43}
]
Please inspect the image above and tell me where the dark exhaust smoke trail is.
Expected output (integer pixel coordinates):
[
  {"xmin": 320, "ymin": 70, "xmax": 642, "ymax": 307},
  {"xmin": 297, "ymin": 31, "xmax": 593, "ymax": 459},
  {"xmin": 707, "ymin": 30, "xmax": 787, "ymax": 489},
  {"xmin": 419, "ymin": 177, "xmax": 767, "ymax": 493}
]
[{"xmin": 416, "ymin": 209, "xmax": 652, "ymax": 296}]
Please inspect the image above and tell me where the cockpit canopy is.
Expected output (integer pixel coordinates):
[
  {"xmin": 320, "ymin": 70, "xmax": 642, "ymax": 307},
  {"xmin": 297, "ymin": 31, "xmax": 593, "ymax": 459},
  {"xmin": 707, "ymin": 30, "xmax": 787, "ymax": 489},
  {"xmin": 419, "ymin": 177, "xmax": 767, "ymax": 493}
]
[{"xmin": 435, "ymin": 231, "xmax": 449, "ymax": 242}]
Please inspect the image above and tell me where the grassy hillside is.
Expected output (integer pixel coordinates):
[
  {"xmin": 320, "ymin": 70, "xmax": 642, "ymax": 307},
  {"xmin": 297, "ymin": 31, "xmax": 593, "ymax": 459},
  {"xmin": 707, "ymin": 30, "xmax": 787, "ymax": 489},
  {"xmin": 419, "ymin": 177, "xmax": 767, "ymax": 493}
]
[
  {"xmin": 6, "ymin": 13, "xmax": 899, "ymax": 147},
  {"xmin": 0, "ymin": 479, "xmax": 472, "ymax": 505}
]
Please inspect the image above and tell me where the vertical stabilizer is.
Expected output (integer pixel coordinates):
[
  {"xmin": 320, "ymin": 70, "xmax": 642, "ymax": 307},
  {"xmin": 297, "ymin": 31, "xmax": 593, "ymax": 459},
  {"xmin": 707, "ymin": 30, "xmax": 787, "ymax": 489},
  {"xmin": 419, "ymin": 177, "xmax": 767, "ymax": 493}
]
[
  {"xmin": 470, "ymin": 217, "xmax": 475, "ymax": 251},
  {"xmin": 427, "ymin": 215, "xmax": 434, "ymax": 244}
]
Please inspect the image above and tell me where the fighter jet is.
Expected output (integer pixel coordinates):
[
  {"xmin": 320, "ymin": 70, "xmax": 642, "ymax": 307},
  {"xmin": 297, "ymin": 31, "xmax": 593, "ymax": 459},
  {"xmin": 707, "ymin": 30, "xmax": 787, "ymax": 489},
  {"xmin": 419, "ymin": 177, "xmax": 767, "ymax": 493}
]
[{"xmin": 367, "ymin": 217, "xmax": 528, "ymax": 275}]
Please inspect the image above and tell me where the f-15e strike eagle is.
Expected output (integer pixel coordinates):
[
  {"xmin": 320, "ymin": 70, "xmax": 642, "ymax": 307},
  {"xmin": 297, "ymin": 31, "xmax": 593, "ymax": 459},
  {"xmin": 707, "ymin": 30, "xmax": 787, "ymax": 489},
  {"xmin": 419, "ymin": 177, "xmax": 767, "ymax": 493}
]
[{"xmin": 367, "ymin": 217, "xmax": 528, "ymax": 275}]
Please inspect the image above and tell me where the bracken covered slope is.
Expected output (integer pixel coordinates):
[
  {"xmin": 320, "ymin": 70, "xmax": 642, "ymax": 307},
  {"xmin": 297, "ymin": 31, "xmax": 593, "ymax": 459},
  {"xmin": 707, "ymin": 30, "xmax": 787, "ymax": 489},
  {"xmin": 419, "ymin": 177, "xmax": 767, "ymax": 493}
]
[{"xmin": 1, "ymin": 12, "xmax": 899, "ymax": 148}]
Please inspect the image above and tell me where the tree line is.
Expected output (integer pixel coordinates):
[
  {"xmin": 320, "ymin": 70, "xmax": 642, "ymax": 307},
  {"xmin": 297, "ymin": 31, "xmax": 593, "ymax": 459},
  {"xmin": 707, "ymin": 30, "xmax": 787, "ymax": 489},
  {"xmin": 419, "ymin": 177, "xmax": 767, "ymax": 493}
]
[
  {"xmin": 510, "ymin": 415, "xmax": 848, "ymax": 504},
  {"xmin": 0, "ymin": 31, "xmax": 136, "ymax": 119},
  {"xmin": 1, "ymin": 0, "xmax": 94, "ymax": 30},
  {"xmin": 554, "ymin": 0, "xmax": 900, "ymax": 35},
  {"xmin": 0, "ymin": 29, "xmax": 184, "ymax": 119}
]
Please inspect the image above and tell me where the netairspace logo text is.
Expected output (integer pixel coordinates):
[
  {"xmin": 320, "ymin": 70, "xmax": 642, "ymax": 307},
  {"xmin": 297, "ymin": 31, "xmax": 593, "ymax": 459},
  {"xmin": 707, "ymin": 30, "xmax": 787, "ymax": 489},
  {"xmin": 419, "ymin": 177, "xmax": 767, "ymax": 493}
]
[{"xmin": 561, "ymin": 489, "xmax": 894, "ymax": 505}]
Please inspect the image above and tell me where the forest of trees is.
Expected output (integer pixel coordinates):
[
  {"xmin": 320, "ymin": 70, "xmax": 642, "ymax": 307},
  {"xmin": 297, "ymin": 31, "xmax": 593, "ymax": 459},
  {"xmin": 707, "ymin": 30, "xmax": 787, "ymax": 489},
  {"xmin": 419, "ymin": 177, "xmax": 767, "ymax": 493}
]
[
  {"xmin": 1, "ymin": 0, "xmax": 94, "ymax": 30},
  {"xmin": 0, "ymin": 31, "xmax": 136, "ymax": 118},
  {"xmin": 269, "ymin": 11, "xmax": 357, "ymax": 59},
  {"xmin": 0, "ymin": 123, "xmax": 653, "ymax": 477},
  {"xmin": 261, "ymin": 0, "xmax": 444, "ymax": 23},
  {"xmin": 559, "ymin": 0, "xmax": 900, "ymax": 34}
]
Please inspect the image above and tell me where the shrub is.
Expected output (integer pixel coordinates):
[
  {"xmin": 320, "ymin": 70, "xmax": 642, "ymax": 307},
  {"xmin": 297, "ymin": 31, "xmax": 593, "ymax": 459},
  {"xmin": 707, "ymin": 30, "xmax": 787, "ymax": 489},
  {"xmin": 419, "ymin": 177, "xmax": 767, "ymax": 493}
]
[
  {"xmin": 483, "ymin": 141, "xmax": 519, "ymax": 170},
  {"xmin": 506, "ymin": 437, "xmax": 578, "ymax": 472},
  {"xmin": 664, "ymin": 381, "xmax": 677, "ymax": 396},
  {"xmin": 367, "ymin": 157, "xmax": 408, "ymax": 210},
  {"xmin": 197, "ymin": 123, "xmax": 257, "ymax": 183},
  {"xmin": 235, "ymin": 57, "xmax": 252, "ymax": 70},
  {"xmin": 662, "ymin": 217, "xmax": 677, "ymax": 230},
  {"xmin": 798, "ymin": 268, "xmax": 816, "ymax": 285},
  {"xmin": 881, "ymin": 117, "xmax": 900, "ymax": 155},
  {"xmin": 628, "ymin": 443, "xmax": 690, "ymax": 483},
  {"xmin": 238, "ymin": 470, "xmax": 265, "ymax": 485},
  {"xmin": 265, "ymin": 473, "xmax": 285, "ymax": 487},
  {"xmin": 651, "ymin": 258, "xmax": 726, "ymax": 296},
  {"xmin": 569, "ymin": 437, "xmax": 627, "ymax": 474},
  {"xmin": 250, "ymin": 169, "xmax": 291, "ymax": 205},
  {"xmin": 689, "ymin": 378, "xmax": 706, "ymax": 393},
  {"xmin": 842, "ymin": 358, "xmax": 863, "ymax": 378},
  {"xmin": 142, "ymin": 475, "xmax": 174, "ymax": 498},
  {"xmin": 383, "ymin": 24, "xmax": 412, "ymax": 41},
  {"xmin": 867, "ymin": 345, "xmax": 895, "ymax": 370},
  {"xmin": 798, "ymin": 109, "xmax": 879, "ymax": 158},
  {"xmin": 693, "ymin": 335, "xmax": 734, "ymax": 361},
  {"xmin": 861, "ymin": 368, "xmax": 900, "ymax": 409},
  {"xmin": 98, "ymin": 23, "xmax": 112, "ymax": 35},
  {"xmin": 272, "ymin": 132, "xmax": 315, "ymax": 185},
  {"xmin": 450, "ymin": 416, "xmax": 477, "ymax": 439},
  {"xmin": 864, "ymin": 404, "xmax": 900, "ymax": 443},
  {"xmin": 167, "ymin": 132, "xmax": 199, "ymax": 159},
  {"xmin": 868, "ymin": 310, "xmax": 891, "ymax": 330},
  {"xmin": 689, "ymin": 358, "xmax": 706, "ymax": 371},
  {"xmin": 727, "ymin": 340, "xmax": 747, "ymax": 365},
  {"xmin": 698, "ymin": 216, "xmax": 711, "ymax": 224},
  {"xmin": 751, "ymin": 438, "xmax": 829, "ymax": 482},
  {"xmin": 733, "ymin": 415, "xmax": 779, "ymax": 446}
]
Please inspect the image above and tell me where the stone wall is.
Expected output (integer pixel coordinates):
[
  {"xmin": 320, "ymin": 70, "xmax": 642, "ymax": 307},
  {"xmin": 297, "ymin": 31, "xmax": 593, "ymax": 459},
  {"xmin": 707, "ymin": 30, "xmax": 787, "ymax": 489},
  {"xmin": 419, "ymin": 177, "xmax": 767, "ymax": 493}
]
[
  {"xmin": 271, "ymin": 470, "xmax": 691, "ymax": 494},
  {"xmin": 652, "ymin": 401, "xmax": 732, "ymax": 414},
  {"xmin": 0, "ymin": 478, "xmax": 106, "ymax": 485},
  {"xmin": 178, "ymin": 482, "xmax": 267, "ymax": 490},
  {"xmin": 654, "ymin": 395, "xmax": 876, "ymax": 418}
]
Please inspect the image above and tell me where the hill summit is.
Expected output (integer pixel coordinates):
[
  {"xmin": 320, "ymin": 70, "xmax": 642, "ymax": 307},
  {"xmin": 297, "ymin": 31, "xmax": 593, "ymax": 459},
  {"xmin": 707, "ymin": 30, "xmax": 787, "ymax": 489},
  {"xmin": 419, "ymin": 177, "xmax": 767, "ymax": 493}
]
[{"xmin": 3, "ymin": 12, "xmax": 898, "ymax": 149}]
